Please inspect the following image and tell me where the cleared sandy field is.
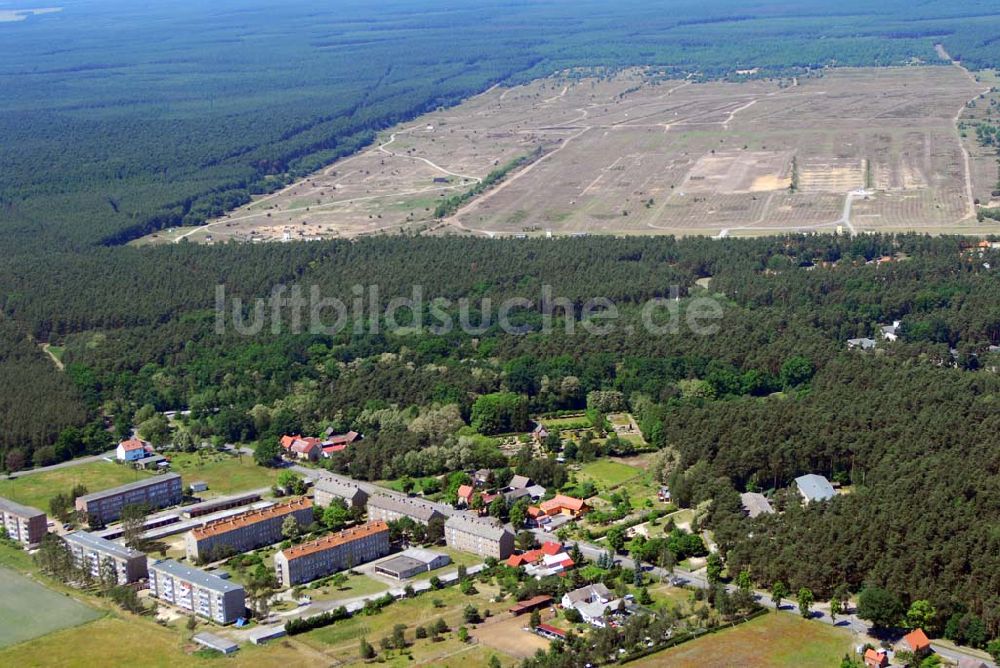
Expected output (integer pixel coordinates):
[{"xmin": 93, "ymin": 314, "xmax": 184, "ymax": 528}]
[{"xmin": 146, "ymin": 64, "xmax": 1000, "ymax": 244}]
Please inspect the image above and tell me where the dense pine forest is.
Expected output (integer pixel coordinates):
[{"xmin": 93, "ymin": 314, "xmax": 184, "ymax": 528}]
[{"xmin": 3, "ymin": 0, "xmax": 1000, "ymax": 634}]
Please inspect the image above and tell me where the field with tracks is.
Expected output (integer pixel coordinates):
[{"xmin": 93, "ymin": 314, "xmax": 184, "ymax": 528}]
[{"xmin": 143, "ymin": 63, "xmax": 1000, "ymax": 243}]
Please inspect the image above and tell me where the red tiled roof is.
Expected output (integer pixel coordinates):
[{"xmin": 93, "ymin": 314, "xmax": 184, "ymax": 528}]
[
  {"xmin": 506, "ymin": 549, "xmax": 543, "ymax": 567},
  {"xmin": 527, "ymin": 506, "xmax": 544, "ymax": 518},
  {"xmin": 280, "ymin": 434, "xmax": 301, "ymax": 450},
  {"xmin": 326, "ymin": 431, "xmax": 360, "ymax": 446},
  {"xmin": 558, "ymin": 558, "xmax": 575, "ymax": 568},
  {"xmin": 323, "ymin": 444, "xmax": 347, "ymax": 454},
  {"xmin": 902, "ymin": 628, "xmax": 930, "ymax": 652},
  {"xmin": 536, "ymin": 623, "xmax": 566, "ymax": 638},
  {"xmin": 457, "ymin": 485, "xmax": 474, "ymax": 500},
  {"xmin": 540, "ymin": 494, "xmax": 586, "ymax": 513},
  {"xmin": 540, "ymin": 541, "xmax": 562, "ymax": 555},
  {"xmin": 291, "ymin": 437, "xmax": 321, "ymax": 453},
  {"xmin": 280, "ymin": 521, "xmax": 388, "ymax": 561},
  {"xmin": 191, "ymin": 498, "xmax": 312, "ymax": 539},
  {"xmin": 119, "ymin": 438, "xmax": 148, "ymax": 452},
  {"xmin": 864, "ymin": 648, "xmax": 888, "ymax": 667},
  {"xmin": 508, "ymin": 595, "xmax": 553, "ymax": 614}
]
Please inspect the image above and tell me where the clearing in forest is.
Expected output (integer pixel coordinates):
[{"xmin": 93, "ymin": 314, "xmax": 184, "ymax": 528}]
[{"xmin": 142, "ymin": 64, "xmax": 998, "ymax": 243}]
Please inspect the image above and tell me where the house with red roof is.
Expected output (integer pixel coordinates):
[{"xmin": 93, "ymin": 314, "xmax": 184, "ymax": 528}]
[
  {"xmin": 505, "ymin": 542, "xmax": 574, "ymax": 577},
  {"xmin": 455, "ymin": 484, "xmax": 475, "ymax": 508},
  {"xmin": 536, "ymin": 494, "xmax": 589, "ymax": 519},
  {"xmin": 279, "ymin": 435, "xmax": 322, "ymax": 462},
  {"xmin": 896, "ymin": 628, "xmax": 931, "ymax": 656},
  {"xmin": 116, "ymin": 438, "xmax": 153, "ymax": 463},
  {"xmin": 863, "ymin": 648, "xmax": 888, "ymax": 668}
]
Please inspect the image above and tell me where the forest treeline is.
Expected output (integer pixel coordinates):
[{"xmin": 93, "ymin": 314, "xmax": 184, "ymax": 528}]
[{"xmin": 2, "ymin": 0, "xmax": 999, "ymax": 256}]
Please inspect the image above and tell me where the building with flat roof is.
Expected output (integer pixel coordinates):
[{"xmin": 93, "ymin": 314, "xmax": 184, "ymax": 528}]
[
  {"xmin": 186, "ymin": 497, "xmax": 313, "ymax": 562},
  {"xmin": 0, "ymin": 496, "xmax": 47, "ymax": 547},
  {"xmin": 373, "ymin": 548, "xmax": 451, "ymax": 580},
  {"xmin": 64, "ymin": 531, "xmax": 147, "ymax": 584},
  {"xmin": 192, "ymin": 632, "xmax": 239, "ymax": 655},
  {"xmin": 182, "ymin": 492, "xmax": 262, "ymax": 519},
  {"xmin": 444, "ymin": 514, "xmax": 515, "ymax": 558},
  {"xmin": 367, "ymin": 494, "xmax": 444, "ymax": 526},
  {"xmin": 274, "ymin": 521, "xmax": 390, "ymax": 586},
  {"xmin": 75, "ymin": 473, "xmax": 183, "ymax": 526},
  {"xmin": 314, "ymin": 477, "xmax": 368, "ymax": 510},
  {"xmin": 148, "ymin": 559, "xmax": 245, "ymax": 624}
]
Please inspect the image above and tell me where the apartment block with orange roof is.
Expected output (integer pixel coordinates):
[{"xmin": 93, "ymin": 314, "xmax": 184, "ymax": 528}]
[
  {"xmin": 273, "ymin": 521, "xmax": 390, "ymax": 586},
  {"xmin": 185, "ymin": 497, "xmax": 313, "ymax": 562}
]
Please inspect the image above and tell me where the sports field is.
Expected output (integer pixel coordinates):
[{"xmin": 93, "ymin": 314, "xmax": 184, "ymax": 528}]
[{"xmin": 0, "ymin": 567, "xmax": 101, "ymax": 648}]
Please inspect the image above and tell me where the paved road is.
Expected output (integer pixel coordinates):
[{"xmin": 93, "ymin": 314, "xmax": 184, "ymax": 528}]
[
  {"xmin": 4, "ymin": 450, "xmax": 117, "ymax": 480},
  {"xmin": 535, "ymin": 529, "xmax": 995, "ymax": 667}
]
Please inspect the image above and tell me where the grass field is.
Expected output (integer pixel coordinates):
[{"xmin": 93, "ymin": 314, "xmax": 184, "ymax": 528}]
[
  {"xmin": 0, "ymin": 614, "xmax": 324, "ymax": 668},
  {"xmin": 0, "ymin": 567, "xmax": 101, "ymax": 649},
  {"xmin": 307, "ymin": 572, "xmax": 389, "ymax": 601},
  {"xmin": 166, "ymin": 451, "xmax": 275, "ymax": 496},
  {"xmin": 299, "ymin": 582, "xmax": 505, "ymax": 664},
  {"xmin": 631, "ymin": 612, "xmax": 853, "ymax": 668},
  {"xmin": 0, "ymin": 461, "xmax": 151, "ymax": 510},
  {"xmin": 578, "ymin": 460, "xmax": 643, "ymax": 488}
]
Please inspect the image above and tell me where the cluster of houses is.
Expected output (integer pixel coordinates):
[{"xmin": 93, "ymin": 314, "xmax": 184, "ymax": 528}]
[
  {"xmin": 505, "ymin": 540, "xmax": 575, "ymax": 578},
  {"xmin": 278, "ymin": 430, "xmax": 362, "ymax": 462},
  {"xmin": 456, "ymin": 473, "xmax": 546, "ymax": 510},
  {"xmin": 560, "ymin": 583, "xmax": 637, "ymax": 628},
  {"xmin": 847, "ymin": 320, "xmax": 901, "ymax": 351},
  {"xmin": 739, "ymin": 473, "xmax": 838, "ymax": 518}
]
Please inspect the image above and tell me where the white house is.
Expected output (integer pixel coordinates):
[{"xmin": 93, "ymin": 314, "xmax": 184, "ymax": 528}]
[
  {"xmin": 880, "ymin": 320, "xmax": 901, "ymax": 341},
  {"xmin": 116, "ymin": 438, "xmax": 152, "ymax": 463}
]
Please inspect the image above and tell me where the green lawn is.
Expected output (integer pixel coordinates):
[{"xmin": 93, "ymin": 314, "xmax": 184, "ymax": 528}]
[
  {"xmin": 307, "ymin": 572, "xmax": 389, "ymax": 601},
  {"xmin": 300, "ymin": 583, "xmax": 501, "ymax": 654},
  {"xmin": 404, "ymin": 547, "xmax": 482, "ymax": 581},
  {"xmin": 0, "ymin": 614, "xmax": 323, "ymax": 668},
  {"xmin": 0, "ymin": 566, "xmax": 102, "ymax": 648},
  {"xmin": 631, "ymin": 611, "xmax": 854, "ymax": 668},
  {"xmin": 0, "ymin": 461, "xmax": 151, "ymax": 510},
  {"xmin": 166, "ymin": 451, "xmax": 275, "ymax": 496},
  {"xmin": 578, "ymin": 460, "xmax": 643, "ymax": 488}
]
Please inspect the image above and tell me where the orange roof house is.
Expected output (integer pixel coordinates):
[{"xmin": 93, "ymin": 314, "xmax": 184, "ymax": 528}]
[
  {"xmin": 540, "ymin": 541, "xmax": 563, "ymax": 555},
  {"xmin": 897, "ymin": 628, "xmax": 931, "ymax": 654},
  {"xmin": 539, "ymin": 494, "xmax": 589, "ymax": 518},
  {"xmin": 456, "ymin": 485, "xmax": 475, "ymax": 506},
  {"xmin": 280, "ymin": 434, "xmax": 301, "ymax": 450},
  {"xmin": 863, "ymin": 648, "xmax": 888, "ymax": 668}
]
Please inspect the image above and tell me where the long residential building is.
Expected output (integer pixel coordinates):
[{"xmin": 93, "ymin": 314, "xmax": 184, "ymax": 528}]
[
  {"xmin": 75, "ymin": 473, "xmax": 183, "ymax": 526},
  {"xmin": 274, "ymin": 520, "xmax": 390, "ymax": 587},
  {"xmin": 185, "ymin": 497, "xmax": 313, "ymax": 562},
  {"xmin": 444, "ymin": 514, "xmax": 515, "ymax": 558},
  {"xmin": 148, "ymin": 559, "xmax": 245, "ymax": 624},
  {"xmin": 367, "ymin": 494, "xmax": 444, "ymax": 526},
  {"xmin": 64, "ymin": 531, "xmax": 147, "ymax": 584},
  {"xmin": 0, "ymin": 496, "xmax": 47, "ymax": 547},
  {"xmin": 314, "ymin": 477, "xmax": 368, "ymax": 510}
]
